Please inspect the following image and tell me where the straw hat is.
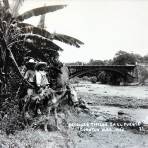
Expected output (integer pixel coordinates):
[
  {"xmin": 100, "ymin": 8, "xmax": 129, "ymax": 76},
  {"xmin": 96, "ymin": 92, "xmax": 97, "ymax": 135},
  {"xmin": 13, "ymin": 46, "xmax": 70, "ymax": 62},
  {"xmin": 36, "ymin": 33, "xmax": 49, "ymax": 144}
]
[
  {"xmin": 26, "ymin": 59, "xmax": 36, "ymax": 69},
  {"xmin": 35, "ymin": 62, "xmax": 47, "ymax": 70},
  {"xmin": 28, "ymin": 59, "xmax": 36, "ymax": 63}
]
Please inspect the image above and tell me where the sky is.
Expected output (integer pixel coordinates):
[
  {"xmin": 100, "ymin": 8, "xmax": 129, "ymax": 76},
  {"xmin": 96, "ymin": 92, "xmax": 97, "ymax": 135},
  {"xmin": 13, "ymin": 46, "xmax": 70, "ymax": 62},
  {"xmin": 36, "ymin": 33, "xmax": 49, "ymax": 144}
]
[{"xmin": 17, "ymin": 0, "xmax": 148, "ymax": 63}]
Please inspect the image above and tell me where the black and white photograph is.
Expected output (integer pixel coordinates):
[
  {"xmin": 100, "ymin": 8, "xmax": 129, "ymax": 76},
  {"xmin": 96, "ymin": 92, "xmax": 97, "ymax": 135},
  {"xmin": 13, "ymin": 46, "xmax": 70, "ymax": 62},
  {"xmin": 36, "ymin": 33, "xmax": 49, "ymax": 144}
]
[{"xmin": 0, "ymin": 0, "xmax": 148, "ymax": 147}]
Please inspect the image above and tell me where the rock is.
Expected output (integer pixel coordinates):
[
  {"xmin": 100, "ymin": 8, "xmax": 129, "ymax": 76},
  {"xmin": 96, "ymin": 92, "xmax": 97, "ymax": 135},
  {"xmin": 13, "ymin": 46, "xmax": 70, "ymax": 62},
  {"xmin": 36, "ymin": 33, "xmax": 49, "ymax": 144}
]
[
  {"xmin": 118, "ymin": 110, "xmax": 125, "ymax": 115},
  {"xmin": 96, "ymin": 116, "xmax": 106, "ymax": 121}
]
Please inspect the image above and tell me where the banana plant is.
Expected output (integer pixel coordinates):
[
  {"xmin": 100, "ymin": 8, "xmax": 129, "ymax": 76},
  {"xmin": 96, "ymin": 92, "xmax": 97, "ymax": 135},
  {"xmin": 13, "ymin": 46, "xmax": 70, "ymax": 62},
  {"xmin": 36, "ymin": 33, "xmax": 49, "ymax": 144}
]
[{"xmin": 0, "ymin": 0, "xmax": 84, "ymax": 93}]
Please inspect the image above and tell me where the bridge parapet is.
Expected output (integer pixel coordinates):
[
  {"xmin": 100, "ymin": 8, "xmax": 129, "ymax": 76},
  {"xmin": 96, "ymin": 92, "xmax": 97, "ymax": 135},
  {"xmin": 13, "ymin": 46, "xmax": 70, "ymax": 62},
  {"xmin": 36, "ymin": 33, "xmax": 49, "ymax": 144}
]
[
  {"xmin": 68, "ymin": 65, "xmax": 135, "ymax": 69},
  {"xmin": 67, "ymin": 65, "xmax": 136, "ymax": 79}
]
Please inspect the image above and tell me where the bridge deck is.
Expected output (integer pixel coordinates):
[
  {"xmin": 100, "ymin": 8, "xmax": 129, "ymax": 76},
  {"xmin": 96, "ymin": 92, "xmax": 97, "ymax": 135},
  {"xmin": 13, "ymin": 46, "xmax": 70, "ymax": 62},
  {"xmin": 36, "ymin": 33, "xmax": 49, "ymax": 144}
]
[
  {"xmin": 67, "ymin": 65, "xmax": 136, "ymax": 71},
  {"xmin": 67, "ymin": 65, "xmax": 136, "ymax": 68}
]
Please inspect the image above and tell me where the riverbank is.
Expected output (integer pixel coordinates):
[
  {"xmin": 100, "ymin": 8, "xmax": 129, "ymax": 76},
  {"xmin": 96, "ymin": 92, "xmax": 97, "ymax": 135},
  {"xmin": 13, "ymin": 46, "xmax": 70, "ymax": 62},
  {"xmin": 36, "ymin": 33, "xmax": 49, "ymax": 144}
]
[{"xmin": 1, "ymin": 83, "xmax": 148, "ymax": 148}]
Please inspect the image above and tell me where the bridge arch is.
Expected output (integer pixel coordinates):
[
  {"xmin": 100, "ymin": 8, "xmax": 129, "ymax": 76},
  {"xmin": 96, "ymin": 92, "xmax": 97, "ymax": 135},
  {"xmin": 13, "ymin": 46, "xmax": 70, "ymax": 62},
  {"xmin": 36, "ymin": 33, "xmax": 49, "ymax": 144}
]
[{"xmin": 69, "ymin": 67, "xmax": 133, "ymax": 79}]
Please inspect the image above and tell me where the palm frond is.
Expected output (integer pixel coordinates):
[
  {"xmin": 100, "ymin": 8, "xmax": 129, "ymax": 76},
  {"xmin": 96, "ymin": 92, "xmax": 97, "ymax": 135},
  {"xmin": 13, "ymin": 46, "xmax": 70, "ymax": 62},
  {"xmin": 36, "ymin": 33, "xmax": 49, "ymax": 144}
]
[
  {"xmin": 53, "ymin": 33, "xmax": 84, "ymax": 48},
  {"xmin": 24, "ymin": 41, "xmax": 60, "ymax": 55},
  {"xmin": 12, "ymin": 0, "xmax": 25, "ymax": 17},
  {"xmin": 17, "ymin": 22, "xmax": 33, "ymax": 28},
  {"xmin": 17, "ymin": 5, "xmax": 66, "ymax": 21},
  {"xmin": 18, "ymin": 33, "xmax": 63, "ymax": 51},
  {"xmin": 24, "ymin": 42, "xmax": 59, "ymax": 63},
  {"xmin": 18, "ymin": 22, "xmax": 53, "ymax": 39},
  {"xmin": 3, "ymin": 0, "xmax": 10, "ymax": 10},
  {"xmin": 17, "ymin": 23, "xmax": 84, "ymax": 48}
]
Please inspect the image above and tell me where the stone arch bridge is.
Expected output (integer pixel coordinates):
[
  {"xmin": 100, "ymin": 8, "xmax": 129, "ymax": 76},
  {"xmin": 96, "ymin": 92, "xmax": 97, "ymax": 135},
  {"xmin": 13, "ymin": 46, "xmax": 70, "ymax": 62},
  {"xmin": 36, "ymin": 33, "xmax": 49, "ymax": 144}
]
[{"xmin": 67, "ymin": 65, "xmax": 137, "ymax": 80}]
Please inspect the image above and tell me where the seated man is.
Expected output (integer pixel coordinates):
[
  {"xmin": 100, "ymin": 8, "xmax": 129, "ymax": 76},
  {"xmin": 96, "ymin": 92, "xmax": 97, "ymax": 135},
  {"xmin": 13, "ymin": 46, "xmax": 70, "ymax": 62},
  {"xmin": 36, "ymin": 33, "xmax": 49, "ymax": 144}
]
[
  {"xmin": 35, "ymin": 62, "xmax": 50, "ymax": 89},
  {"xmin": 24, "ymin": 59, "xmax": 36, "ymax": 98},
  {"xmin": 23, "ymin": 59, "xmax": 37, "ymax": 117}
]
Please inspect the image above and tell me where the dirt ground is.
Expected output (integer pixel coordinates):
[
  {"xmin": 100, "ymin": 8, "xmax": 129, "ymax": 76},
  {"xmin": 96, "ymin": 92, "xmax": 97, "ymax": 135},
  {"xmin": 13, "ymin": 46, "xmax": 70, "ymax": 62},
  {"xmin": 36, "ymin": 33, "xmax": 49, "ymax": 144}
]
[
  {"xmin": 1, "ymin": 82, "xmax": 148, "ymax": 148},
  {"xmin": 73, "ymin": 82, "xmax": 148, "ymax": 148}
]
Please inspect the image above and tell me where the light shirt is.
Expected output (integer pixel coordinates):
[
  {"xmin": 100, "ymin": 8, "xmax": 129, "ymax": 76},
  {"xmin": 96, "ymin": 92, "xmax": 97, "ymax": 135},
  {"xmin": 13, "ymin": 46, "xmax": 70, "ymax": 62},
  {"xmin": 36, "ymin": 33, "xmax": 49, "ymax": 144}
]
[
  {"xmin": 35, "ymin": 70, "xmax": 49, "ymax": 87},
  {"xmin": 24, "ymin": 70, "xmax": 35, "ymax": 82}
]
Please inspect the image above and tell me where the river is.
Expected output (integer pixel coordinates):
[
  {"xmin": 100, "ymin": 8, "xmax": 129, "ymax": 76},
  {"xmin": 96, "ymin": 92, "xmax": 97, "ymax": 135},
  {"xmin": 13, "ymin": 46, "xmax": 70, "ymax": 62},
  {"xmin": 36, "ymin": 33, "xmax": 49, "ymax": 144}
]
[
  {"xmin": 68, "ymin": 82, "xmax": 148, "ymax": 148},
  {"xmin": 74, "ymin": 82, "xmax": 148, "ymax": 123},
  {"xmin": 75, "ymin": 82, "xmax": 148, "ymax": 99}
]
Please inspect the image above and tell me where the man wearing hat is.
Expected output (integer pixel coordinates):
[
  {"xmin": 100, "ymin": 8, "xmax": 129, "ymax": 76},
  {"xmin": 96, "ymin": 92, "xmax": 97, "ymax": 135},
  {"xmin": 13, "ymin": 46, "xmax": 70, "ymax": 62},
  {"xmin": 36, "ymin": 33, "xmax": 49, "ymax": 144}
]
[
  {"xmin": 24, "ymin": 59, "xmax": 36, "ymax": 98},
  {"xmin": 35, "ymin": 62, "xmax": 49, "ymax": 89}
]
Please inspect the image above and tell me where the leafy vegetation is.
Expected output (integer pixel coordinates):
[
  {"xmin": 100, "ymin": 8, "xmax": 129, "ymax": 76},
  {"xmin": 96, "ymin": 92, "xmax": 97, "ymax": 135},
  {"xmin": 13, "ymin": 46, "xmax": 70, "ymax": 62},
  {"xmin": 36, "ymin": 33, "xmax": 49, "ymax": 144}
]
[
  {"xmin": 0, "ymin": 0, "xmax": 83, "ymax": 94},
  {"xmin": 68, "ymin": 50, "xmax": 148, "ymax": 85},
  {"xmin": 112, "ymin": 50, "xmax": 137, "ymax": 65},
  {"xmin": 0, "ymin": 0, "xmax": 84, "ymax": 134}
]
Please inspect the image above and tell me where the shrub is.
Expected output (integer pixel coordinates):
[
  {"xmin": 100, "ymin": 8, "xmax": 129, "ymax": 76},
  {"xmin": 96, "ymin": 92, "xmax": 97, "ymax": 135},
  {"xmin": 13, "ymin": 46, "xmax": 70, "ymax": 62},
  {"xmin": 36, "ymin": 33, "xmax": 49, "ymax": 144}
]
[
  {"xmin": 82, "ymin": 76, "xmax": 90, "ymax": 81},
  {"xmin": 138, "ymin": 66, "xmax": 148, "ymax": 85},
  {"xmin": 70, "ymin": 77, "xmax": 80, "ymax": 84},
  {"xmin": 90, "ymin": 76, "xmax": 97, "ymax": 83}
]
